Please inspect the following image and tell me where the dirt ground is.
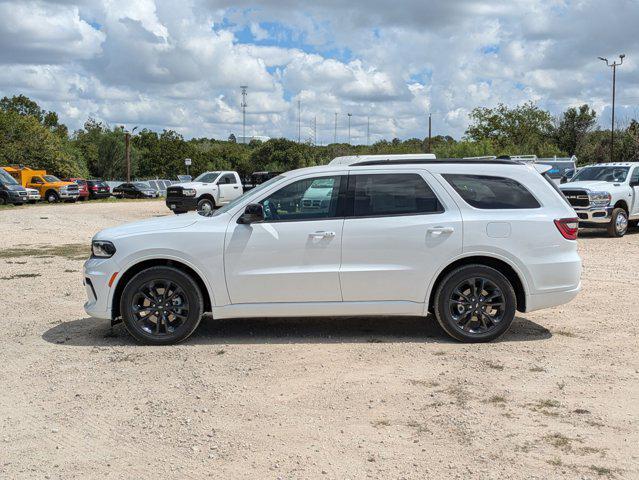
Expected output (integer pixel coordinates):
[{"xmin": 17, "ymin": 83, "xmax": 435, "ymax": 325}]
[{"xmin": 0, "ymin": 199, "xmax": 637, "ymax": 479}]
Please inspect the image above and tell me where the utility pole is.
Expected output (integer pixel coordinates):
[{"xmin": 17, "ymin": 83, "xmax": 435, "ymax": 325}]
[
  {"xmin": 334, "ymin": 112, "xmax": 338, "ymax": 144},
  {"xmin": 366, "ymin": 116, "xmax": 370, "ymax": 146},
  {"xmin": 313, "ymin": 115, "xmax": 317, "ymax": 146},
  {"xmin": 598, "ymin": 54, "xmax": 625, "ymax": 162},
  {"xmin": 124, "ymin": 125, "xmax": 137, "ymax": 182},
  {"xmin": 240, "ymin": 86, "xmax": 248, "ymax": 144},
  {"xmin": 297, "ymin": 99, "xmax": 301, "ymax": 143},
  {"xmin": 347, "ymin": 113, "xmax": 352, "ymax": 145},
  {"xmin": 428, "ymin": 113, "xmax": 432, "ymax": 153}
]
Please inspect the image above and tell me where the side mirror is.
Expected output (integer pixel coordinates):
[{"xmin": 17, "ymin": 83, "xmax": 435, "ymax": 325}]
[
  {"xmin": 238, "ymin": 203, "xmax": 264, "ymax": 224},
  {"xmin": 560, "ymin": 175, "xmax": 568, "ymax": 184}
]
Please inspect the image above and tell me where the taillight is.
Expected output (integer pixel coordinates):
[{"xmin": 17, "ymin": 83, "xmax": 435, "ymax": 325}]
[{"xmin": 554, "ymin": 218, "xmax": 579, "ymax": 240}]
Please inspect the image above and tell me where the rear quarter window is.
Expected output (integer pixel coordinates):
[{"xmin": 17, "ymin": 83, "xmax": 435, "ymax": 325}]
[{"xmin": 443, "ymin": 174, "xmax": 540, "ymax": 209}]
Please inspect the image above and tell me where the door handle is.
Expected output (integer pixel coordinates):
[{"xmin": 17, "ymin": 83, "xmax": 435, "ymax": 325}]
[
  {"xmin": 309, "ymin": 231, "xmax": 336, "ymax": 238},
  {"xmin": 427, "ymin": 226, "xmax": 454, "ymax": 236},
  {"xmin": 233, "ymin": 186, "xmax": 239, "ymax": 189}
]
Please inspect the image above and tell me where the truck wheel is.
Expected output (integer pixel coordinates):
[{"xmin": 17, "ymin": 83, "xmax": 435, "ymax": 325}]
[
  {"xmin": 433, "ymin": 265, "xmax": 517, "ymax": 343},
  {"xmin": 120, "ymin": 266, "xmax": 204, "ymax": 345},
  {"xmin": 0, "ymin": 195, "xmax": 6, "ymax": 205},
  {"xmin": 46, "ymin": 191, "xmax": 60, "ymax": 203},
  {"xmin": 607, "ymin": 208, "xmax": 628, "ymax": 237},
  {"xmin": 197, "ymin": 198, "xmax": 215, "ymax": 215}
]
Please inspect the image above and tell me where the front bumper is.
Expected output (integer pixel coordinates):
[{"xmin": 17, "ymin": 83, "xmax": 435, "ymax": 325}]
[
  {"xmin": 166, "ymin": 195, "xmax": 197, "ymax": 212},
  {"xmin": 8, "ymin": 193, "xmax": 27, "ymax": 204},
  {"xmin": 574, "ymin": 205, "xmax": 613, "ymax": 224},
  {"xmin": 59, "ymin": 190, "xmax": 80, "ymax": 199},
  {"xmin": 27, "ymin": 193, "xmax": 41, "ymax": 201},
  {"xmin": 83, "ymin": 257, "xmax": 117, "ymax": 320}
]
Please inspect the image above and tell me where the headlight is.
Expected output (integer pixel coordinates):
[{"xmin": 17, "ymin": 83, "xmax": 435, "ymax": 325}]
[
  {"xmin": 182, "ymin": 188, "xmax": 196, "ymax": 197},
  {"xmin": 92, "ymin": 240, "xmax": 116, "ymax": 258},
  {"xmin": 589, "ymin": 191, "xmax": 611, "ymax": 207}
]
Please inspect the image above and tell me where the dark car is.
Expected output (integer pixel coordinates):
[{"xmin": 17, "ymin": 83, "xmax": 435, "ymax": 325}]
[
  {"xmin": 0, "ymin": 167, "xmax": 28, "ymax": 205},
  {"xmin": 113, "ymin": 182, "xmax": 159, "ymax": 199},
  {"xmin": 86, "ymin": 179, "xmax": 111, "ymax": 199}
]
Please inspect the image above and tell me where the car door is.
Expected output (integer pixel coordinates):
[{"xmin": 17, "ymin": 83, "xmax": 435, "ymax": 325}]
[
  {"xmin": 339, "ymin": 169, "xmax": 463, "ymax": 303},
  {"xmin": 217, "ymin": 173, "xmax": 240, "ymax": 204},
  {"xmin": 630, "ymin": 167, "xmax": 639, "ymax": 217},
  {"xmin": 224, "ymin": 173, "xmax": 346, "ymax": 304}
]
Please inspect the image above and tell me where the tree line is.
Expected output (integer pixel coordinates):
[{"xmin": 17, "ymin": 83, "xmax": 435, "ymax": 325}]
[{"xmin": 0, "ymin": 94, "xmax": 638, "ymax": 180}]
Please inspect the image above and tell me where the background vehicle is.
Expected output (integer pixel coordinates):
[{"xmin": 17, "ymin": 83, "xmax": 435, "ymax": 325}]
[
  {"xmin": 3, "ymin": 166, "xmax": 79, "ymax": 203},
  {"xmin": 0, "ymin": 167, "xmax": 28, "ymax": 205},
  {"xmin": 86, "ymin": 180, "xmax": 111, "ymax": 199},
  {"xmin": 113, "ymin": 182, "xmax": 159, "ymax": 199},
  {"xmin": 66, "ymin": 178, "xmax": 89, "ymax": 200},
  {"xmin": 560, "ymin": 162, "xmax": 639, "ymax": 237},
  {"xmin": 85, "ymin": 155, "xmax": 581, "ymax": 345},
  {"xmin": 25, "ymin": 187, "xmax": 41, "ymax": 203},
  {"xmin": 166, "ymin": 171, "xmax": 243, "ymax": 214},
  {"xmin": 509, "ymin": 155, "xmax": 577, "ymax": 185}
]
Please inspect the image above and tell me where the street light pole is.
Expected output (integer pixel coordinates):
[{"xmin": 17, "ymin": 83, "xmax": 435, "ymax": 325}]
[
  {"xmin": 347, "ymin": 113, "xmax": 352, "ymax": 145},
  {"xmin": 240, "ymin": 86, "xmax": 248, "ymax": 144},
  {"xmin": 124, "ymin": 126, "xmax": 138, "ymax": 182},
  {"xmin": 599, "ymin": 54, "xmax": 625, "ymax": 162},
  {"xmin": 428, "ymin": 113, "xmax": 432, "ymax": 153}
]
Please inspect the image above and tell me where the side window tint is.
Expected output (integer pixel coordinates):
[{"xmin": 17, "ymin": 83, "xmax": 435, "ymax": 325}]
[
  {"xmin": 260, "ymin": 176, "xmax": 343, "ymax": 221},
  {"xmin": 352, "ymin": 173, "xmax": 443, "ymax": 217},
  {"xmin": 220, "ymin": 174, "xmax": 236, "ymax": 184},
  {"xmin": 443, "ymin": 174, "xmax": 540, "ymax": 209},
  {"xmin": 630, "ymin": 168, "xmax": 639, "ymax": 184}
]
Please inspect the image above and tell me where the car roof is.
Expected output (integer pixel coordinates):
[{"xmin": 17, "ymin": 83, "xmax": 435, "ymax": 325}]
[{"xmin": 585, "ymin": 162, "xmax": 639, "ymax": 167}]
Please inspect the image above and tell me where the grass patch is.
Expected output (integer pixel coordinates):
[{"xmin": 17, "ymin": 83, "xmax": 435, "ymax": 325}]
[
  {"xmin": 544, "ymin": 432, "xmax": 581, "ymax": 452},
  {"xmin": 486, "ymin": 395, "xmax": 507, "ymax": 404},
  {"xmin": 432, "ymin": 350, "xmax": 446, "ymax": 356},
  {"xmin": 536, "ymin": 399, "xmax": 561, "ymax": 409},
  {"xmin": 408, "ymin": 379, "xmax": 440, "ymax": 388},
  {"xmin": 484, "ymin": 361, "xmax": 504, "ymax": 370},
  {"xmin": 1, "ymin": 273, "xmax": 41, "ymax": 280},
  {"xmin": 554, "ymin": 329, "xmax": 579, "ymax": 338},
  {"xmin": 443, "ymin": 384, "xmax": 470, "ymax": 406},
  {"xmin": 589, "ymin": 465, "xmax": 615, "ymax": 477},
  {"xmin": 0, "ymin": 243, "xmax": 89, "ymax": 260},
  {"xmin": 216, "ymin": 349, "xmax": 226, "ymax": 355},
  {"xmin": 406, "ymin": 420, "xmax": 431, "ymax": 435},
  {"xmin": 371, "ymin": 419, "xmax": 391, "ymax": 428},
  {"xmin": 529, "ymin": 365, "xmax": 546, "ymax": 372}
]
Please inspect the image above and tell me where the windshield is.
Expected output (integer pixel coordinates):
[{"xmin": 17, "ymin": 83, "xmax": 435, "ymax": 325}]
[
  {"xmin": 570, "ymin": 166, "xmax": 629, "ymax": 183},
  {"xmin": 44, "ymin": 175, "xmax": 61, "ymax": 182},
  {"xmin": 538, "ymin": 161, "xmax": 575, "ymax": 179},
  {"xmin": 0, "ymin": 169, "xmax": 18, "ymax": 185},
  {"xmin": 134, "ymin": 182, "xmax": 151, "ymax": 189},
  {"xmin": 194, "ymin": 172, "xmax": 221, "ymax": 183},
  {"xmin": 208, "ymin": 175, "xmax": 285, "ymax": 217}
]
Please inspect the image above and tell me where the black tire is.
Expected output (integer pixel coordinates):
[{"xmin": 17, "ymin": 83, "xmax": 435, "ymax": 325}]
[
  {"xmin": 606, "ymin": 208, "xmax": 628, "ymax": 237},
  {"xmin": 628, "ymin": 220, "xmax": 638, "ymax": 228},
  {"xmin": 197, "ymin": 197, "xmax": 215, "ymax": 215},
  {"xmin": 46, "ymin": 190, "xmax": 59, "ymax": 203},
  {"xmin": 433, "ymin": 265, "xmax": 517, "ymax": 343},
  {"xmin": 0, "ymin": 194, "xmax": 6, "ymax": 205},
  {"xmin": 120, "ymin": 266, "xmax": 204, "ymax": 345}
]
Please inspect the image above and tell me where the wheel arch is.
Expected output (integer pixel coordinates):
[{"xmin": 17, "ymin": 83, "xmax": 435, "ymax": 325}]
[
  {"xmin": 44, "ymin": 188, "xmax": 58, "ymax": 199},
  {"xmin": 198, "ymin": 193, "xmax": 216, "ymax": 204},
  {"xmin": 427, "ymin": 255, "xmax": 527, "ymax": 313},
  {"xmin": 111, "ymin": 258, "xmax": 212, "ymax": 319},
  {"xmin": 613, "ymin": 199, "xmax": 629, "ymax": 213}
]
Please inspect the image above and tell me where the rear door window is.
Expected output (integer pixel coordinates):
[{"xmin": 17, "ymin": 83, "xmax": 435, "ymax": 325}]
[
  {"xmin": 443, "ymin": 174, "xmax": 540, "ymax": 209},
  {"xmin": 350, "ymin": 173, "xmax": 443, "ymax": 217}
]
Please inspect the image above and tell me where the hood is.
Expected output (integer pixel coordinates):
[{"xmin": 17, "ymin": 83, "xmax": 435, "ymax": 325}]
[
  {"xmin": 561, "ymin": 181, "xmax": 623, "ymax": 191},
  {"xmin": 3, "ymin": 183, "xmax": 25, "ymax": 191},
  {"xmin": 95, "ymin": 213, "xmax": 200, "ymax": 239},
  {"xmin": 172, "ymin": 181, "xmax": 217, "ymax": 189},
  {"xmin": 50, "ymin": 181, "xmax": 76, "ymax": 188}
]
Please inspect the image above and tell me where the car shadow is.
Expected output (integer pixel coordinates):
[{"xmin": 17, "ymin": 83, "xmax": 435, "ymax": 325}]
[{"xmin": 42, "ymin": 315, "xmax": 551, "ymax": 347}]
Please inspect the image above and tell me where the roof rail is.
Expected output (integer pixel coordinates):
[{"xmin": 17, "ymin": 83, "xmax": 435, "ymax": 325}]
[
  {"xmin": 329, "ymin": 154, "xmax": 436, "ymax": 166},
  {"xmin": 463, "ymin": 156, "xmax": 497, "ymax": 160},
  {"xmin": 351, "ymin": 158, "xmax": 520, "ymax": 166}
]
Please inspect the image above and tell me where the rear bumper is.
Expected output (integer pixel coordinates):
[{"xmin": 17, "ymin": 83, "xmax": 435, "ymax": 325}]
[
  {"xmin": 166, "ymin": 196, "xmax": 197, "ymax": 212},
  {"xmin": 526, "ymin": 283, "xmax": 581, "ymax": 312},
  {"xmin": 90, "ymin": 192, "xmax": 111, "ymax": 198}
]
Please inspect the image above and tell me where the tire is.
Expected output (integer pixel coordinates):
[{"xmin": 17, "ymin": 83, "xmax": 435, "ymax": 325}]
[
  {"xmin": 0, "ymin": 195, "xmax": 7, "ymax": 205},
  {"xmin": 197, "ymin": 197, "xmax": 215, "ymax": 215},
  {"xmin": 172, "ymin": 210, "xmax": 187, "ymax": 215},
  {"xmin": 606, "ymin": 208, "xmax": 628, "ymax": 237},
  {"xmin": 629, "ymin": 220, "xmax": 638, "ymax": 228},
  {"xmin": 120, "ymin": 266, "xmax": 204, "ymax": 345},
  {"xmin": 46, "ymin": 190, "xmax": 60, "ymax": 203},
  {"xmin": 433, "ymin": 265, "xmax": 517, "ymax": 343}
]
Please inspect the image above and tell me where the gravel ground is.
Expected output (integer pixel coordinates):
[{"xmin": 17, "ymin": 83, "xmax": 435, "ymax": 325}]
[{"xmin": 1, "ymin": 200, "xmax": 637, "ymax": 479}]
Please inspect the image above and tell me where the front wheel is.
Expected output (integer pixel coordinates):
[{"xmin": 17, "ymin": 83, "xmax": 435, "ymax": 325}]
[
  {"xmin": 433, "ymin": 265, "xmax": 517, "ymax": 343},
  {"xmin": 197, "ymin": 197, "xmax": 215, "ymax": 215},
  {"xmin": 607, "ymin": 208, "xmax": 628, "ymax": 237},
  {"xmin": 120, "ymin": 266, "xmax": 204, "ymax": 345},
  {"xmin": 46, "ymin": 191, "xmax": 60, "ymax": 203}
]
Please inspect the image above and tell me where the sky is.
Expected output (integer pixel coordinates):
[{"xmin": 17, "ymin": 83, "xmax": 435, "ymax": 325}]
[{"xmin": 1, "ymin": 0, "xmax": 638, "ymax": 144}]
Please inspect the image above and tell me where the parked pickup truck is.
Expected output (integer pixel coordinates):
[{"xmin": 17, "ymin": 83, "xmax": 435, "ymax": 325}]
[
  {"xmin": 559, "ymin": 162, "xmax": 639, "ymax": 237},
  {"xmin": 3, "ymin": 166, "xmax": 79, "ymax": 203},
  {"xmin": 166, "ymin": 171, "xmax": 243, "ymax": 214}
]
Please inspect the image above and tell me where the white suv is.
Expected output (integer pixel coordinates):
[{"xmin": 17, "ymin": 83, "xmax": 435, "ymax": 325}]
[{"xmin": 84, "ymin": 155, "xmax": 582, "ymax": 344}]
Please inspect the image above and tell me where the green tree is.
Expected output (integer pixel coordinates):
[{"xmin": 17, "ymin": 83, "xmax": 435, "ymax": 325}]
[{"xmin": 554, "ymin": 105, "xmax": 597, "ymax": 156}]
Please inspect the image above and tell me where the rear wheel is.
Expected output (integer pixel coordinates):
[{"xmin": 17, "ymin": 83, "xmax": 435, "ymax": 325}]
[
  {"xmin": 120, "ymin": 266, "xmax": 204, "ymax": 345},
  {"xmin": 433, "ymin": 265, "xmax": 517, "ymax": 343},
  {"xmin": 607, "ymin": 208, "xmax": 628, "ymax": 237},
  {"xmin": 0, "ymin": 195, "xmax": 7, "ymax": 205}
]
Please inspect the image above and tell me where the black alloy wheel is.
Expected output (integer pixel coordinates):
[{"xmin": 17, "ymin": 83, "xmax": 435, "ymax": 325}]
[
  {"xmin": 434, "ymin": 265, "xmax": 516, "ymax": 342},
  {"xmin": 120, "ymin": 266, "xmax": 204, "ymax": 345}
]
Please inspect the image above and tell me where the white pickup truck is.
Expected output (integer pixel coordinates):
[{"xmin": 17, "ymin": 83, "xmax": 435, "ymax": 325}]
[
  {"xmin": 559, "ymin": 162, "xmax": 639, "ymax": 237},
  {"xmin": 166, "ymin": 171, "xmax": 243, "ymax": 215}
]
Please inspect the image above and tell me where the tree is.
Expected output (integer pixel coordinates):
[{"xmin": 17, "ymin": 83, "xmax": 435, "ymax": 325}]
[
  {"xmin": 228, "ymin": 133, "xmax": 237, "ymax": 143},
  {"xmin": 0, "ymin": 94, "xmax": 44, "ymax": 121},
  {"xmin": 554, "ymin": 104, "xmax": 597, "ymax": 156}
]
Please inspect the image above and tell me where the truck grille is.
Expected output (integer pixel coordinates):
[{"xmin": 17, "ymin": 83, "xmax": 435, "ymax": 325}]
[
  {"xmin": 18, "ymin": 191, "xmax": 27, "ymax": 197},
  {"xmin": 167, "ymin": 186, "xmax": 183, "ymax": 197},
  {"xmin": 561, "ymin": 189, "xmax": 590, "ymax": 208},
  {"xmin": 66, "ymin": 185, "xmax": 79, "ymax": 193}
]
